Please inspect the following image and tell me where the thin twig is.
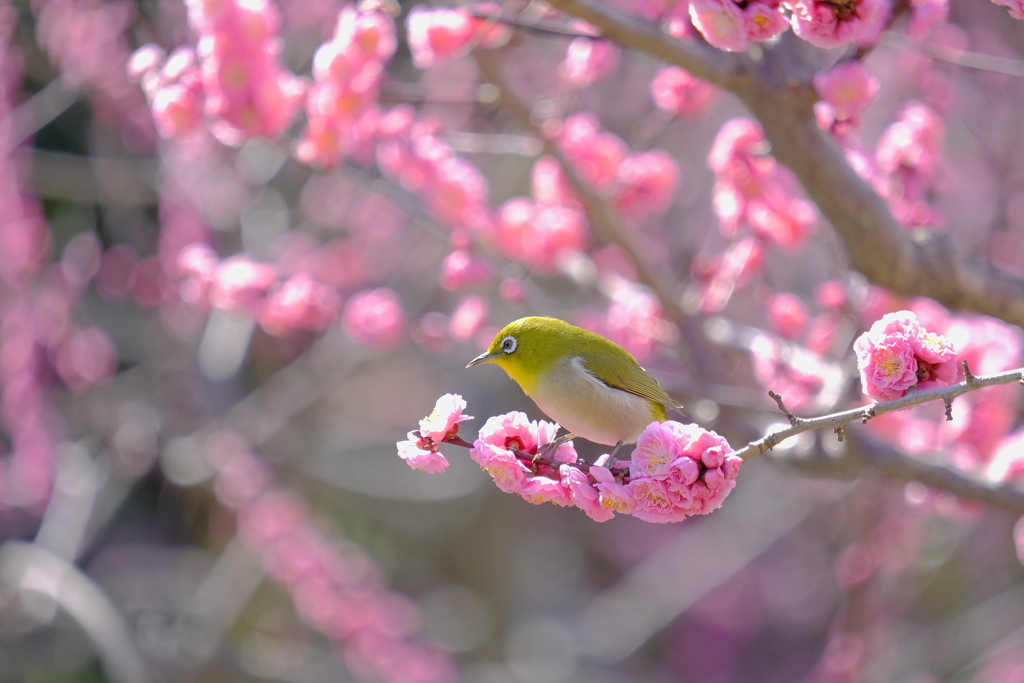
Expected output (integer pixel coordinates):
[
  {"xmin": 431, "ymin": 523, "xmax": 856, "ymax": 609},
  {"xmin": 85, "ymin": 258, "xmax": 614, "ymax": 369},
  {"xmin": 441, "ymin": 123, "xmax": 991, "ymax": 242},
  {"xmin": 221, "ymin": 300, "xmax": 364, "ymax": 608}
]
[{"xmin": 733, "ymin": 367, "xmax": 1024, "ymax": 461}]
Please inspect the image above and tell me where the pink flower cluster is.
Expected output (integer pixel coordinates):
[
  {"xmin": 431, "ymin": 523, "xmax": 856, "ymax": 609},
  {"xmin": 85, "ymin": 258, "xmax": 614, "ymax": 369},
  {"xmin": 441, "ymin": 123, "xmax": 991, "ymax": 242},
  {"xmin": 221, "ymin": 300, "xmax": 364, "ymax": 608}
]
[
  {"xmin": 134, "ymin": 0, "xmax": 306, "ymax": 145},
  {"xmin": 560, "ymin": 33, "xmax": 619, "ymax": 89},
  {"xmin": 0, "ymin": 17, "xmax": 118, "ymax": 514},
  {"xmin": 177, "ymin": 244, "xmax": 345, "ymax": 337},
  {"xmin": 177, "ymin": 242, "xmax": 410, "ymax": 348},
  {"xmin": 405, "ymin": 4, "xmax": 510, "ymax": 69},
  {"xmin": 813, "ymin": 61, "xmax": 880, "ymax": 123},
  {"xmin": 586, "ymin": 286, "xmax": 676, "ymax": 362},
  {"xmin": 863, "ymin": 298, "xmax": 1021, "ymax": 472},
  {"xmin": 495, "ymin": 159, "xmax": 588, "ymax": 274},
  {"xmin": 297, "ymin": 6, "xmax": 396, "ymax": 168},
  {"xmin": 748, "ymin": 288, "xmax": 849, "ymax": 411},
  {"xmin": 709, "ymin": 118, "xmax": 817, "ymax": 249},
  {"xmin": 650, "ymin": 66, "xmax": 717, "ymax": 118},
  {"xmin": 874, "ymin": 102, "xmax": 946, "ymax": 229},
  {"xmin": 688, "ymin": 0, "xmax": 789, "ymax": 52},
  {"xmin": 787, "ymin": 0, "xmax": 889, "ymax": 49},
  {"xmin": 377, "ymin": 105, "xmax": 492, "ymax": 232},
  {"xmin": 854, "ymin": 310, "xmax": 959, "ymax": 402},
  {"xmin": 209, "ymin": 433, "xmax": 457, "ymax": 683},
  {"xmin": 397, "ymin": 394, "xmax": 473, "ymax": 473},
  {"xmin": 555, "ymin": 113, "xmax": 681, "ymax": 222},
  {"xmin": 430, "ymin": 409, "xmax": 745, "ymax": 524}
]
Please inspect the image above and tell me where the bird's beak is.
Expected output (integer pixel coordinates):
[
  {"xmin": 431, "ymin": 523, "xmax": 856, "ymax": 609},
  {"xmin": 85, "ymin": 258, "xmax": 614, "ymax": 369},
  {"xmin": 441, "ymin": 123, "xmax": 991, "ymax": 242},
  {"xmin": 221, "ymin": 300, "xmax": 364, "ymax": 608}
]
[{"xmin": 466, "ymin": 351, "xmax": 500, "ymax": 368}]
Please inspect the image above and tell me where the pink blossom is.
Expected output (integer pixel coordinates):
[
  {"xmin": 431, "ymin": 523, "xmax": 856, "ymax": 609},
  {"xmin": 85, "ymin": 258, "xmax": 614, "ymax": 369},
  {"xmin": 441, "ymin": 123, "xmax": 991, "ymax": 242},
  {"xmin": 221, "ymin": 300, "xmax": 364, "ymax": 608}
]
[
  {"xmin": 406, "ymin": 7, "xmax": 475, "ymax": 69},
  {"xmin": 877, "ymin": 103, "xmax": 945, "ymax": 177},
  {"xmin": 53, "ymin": 326, "xmax": 118, "ymax": 391},
  {"xmin": 816, "ymin": 279, "xmax": 848, "ymax": 311},
  {"xmin": 688, "ymin": 0, "xmax": 749, "ymax": 51},
  {"xmin": 531, "ymin": 156, "xmax": 579, "ymax": 208},
  {"xmin": 696, "ymin": 236, "xmax": 764, "ymax": 313},
  {"xmin": 471, "ymin": 412, "xmax": 577, "ymax": 497},
  {"xmin": 259, "ymin": 274, "xmax": 341, "ymax": 336},
  {"xmin": 689, "ymin": 0, "xmax": 788, "ymax": 52},
  {"xmin": 767, "ymin": 292, "xmax": 811, "ymax": 339},
  {"xmin": 496, "ymin": 199, "xmax": 588, "ymax": 273},
  {"xmin": 448, "ymin": 294, "xmax": 489, "ymax": 342},
  {"xmin": 987, "ymin": 429, "xmax": 1024, "ymax": 485},
  {"xmin": 991, "ymin": 0, "xmax": 1024, "ymax": 19},
  {"xmin": 710, "ymin": 118, "xmax": 816, "ymax": 249},
  {"xmin": 591, "ymin": 465, "xmax": 636, "ymax": 514},
  {"xmin": 439, "ymin": 249, "xmax": 491, "ymax": 290},
  {"xmin": 341, "ymin": 287, "xmax": 407, "ymax": 351},
  {"xmin": 474, "ymin": 412, "xmax": 576, "ymax": 462},
  {"xmin": 184, "ymin": 0, "xmax": 306, "ymax": 144},
  {"xmin": 177, "ymin": 243, "xmax": 219, "ymax": 307},
  {"xmin": 426, "ymin": 156, "xmax": 491, "ymax": 229},
  {"xmin": 562, "ymin": 466, "xmax": 615, "ymax": 521},
  {"xmin": 418, "ymin": 393, "xmax": 473, "ymax": 444},
  {"xmin": 298, "ymin": 6, "xmax": 395, "ymax": 168},
  {"xmin": 397, "ymin": 432, "xmax": 451, "ymax": 473},
  {"xmin": 786, "ymin": 0, "xmax": 890, "ymax": 49},
  {"xmin": 560, "ymin": 37, "xmax": 619, "ymax": 89},
  {"xmin": 557, "ymin": 113, "xmax": 628, "ymax": 192},
  {"xmin": 614, "ymin": 150, "xmax": 681, "ymax": 220},
  {"xmin": 854, "ymin": 310, "xmax": 958, "ymax": 401},
  {"xmin": 601, "ymin": 287, "xmax": 674, "ymax": 361},
  {"xmin": 470, "ymin": 438, "xmax": 530, "ymax": 493},
  {"xmin": 627, "ymin": 421, "xmax": 741, "ymax": 522},
  {"xmin": 211, "ymin": 255, "xmax": 279, "ymax": 313},
  {"xmin": 519, "ymin": 472, "xmax": 573, "ymax": 507},
  {"xmin": 650, "ymin": 66, "xmax": 717, "ymax": 118},
  {"xmin": 813, "ymin": 61, "xmax": 880, "ymax": 119}
]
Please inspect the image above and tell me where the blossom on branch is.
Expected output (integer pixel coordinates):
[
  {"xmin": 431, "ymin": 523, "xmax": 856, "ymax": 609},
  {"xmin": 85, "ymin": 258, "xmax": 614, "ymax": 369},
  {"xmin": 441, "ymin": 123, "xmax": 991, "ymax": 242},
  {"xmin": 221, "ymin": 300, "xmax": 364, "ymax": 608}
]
[
  {"xmin": 688, "ymin": 0, "xmax": 789, "ymax": 52},
  {"xmin": 785, "ymin": 0, "xmax": 890, "ymax": 49},
  {"xmin": 403, "ymin": 398, "xmax": 743, "ymax": 524},
  {"xmin": 854, "ymin": 310, "xmax": 959, "ymax": 402},
  {"xmin": 183, "ymin": 0, "xmax": 306, "ymax": 144}
]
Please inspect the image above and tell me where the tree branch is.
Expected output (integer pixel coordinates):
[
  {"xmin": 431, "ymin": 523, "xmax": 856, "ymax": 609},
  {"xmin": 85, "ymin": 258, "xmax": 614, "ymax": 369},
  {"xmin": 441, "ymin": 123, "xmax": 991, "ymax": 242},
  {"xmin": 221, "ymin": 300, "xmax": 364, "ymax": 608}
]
[
  {"xmin": 544, "ymin": 0, "xmax": 1024, "ymax": 329},
  {"xmin": 734, "ymin": 366, "xmax": 1024, "ymax": 461}
]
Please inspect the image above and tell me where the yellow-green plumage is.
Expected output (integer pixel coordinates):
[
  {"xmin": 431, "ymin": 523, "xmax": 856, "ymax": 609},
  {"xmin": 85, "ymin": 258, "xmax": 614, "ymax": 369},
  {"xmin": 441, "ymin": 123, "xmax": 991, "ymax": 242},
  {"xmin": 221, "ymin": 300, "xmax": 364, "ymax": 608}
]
[{"xmin": 467, "ymin": 317, "xmax": 681, "ymax": 446}]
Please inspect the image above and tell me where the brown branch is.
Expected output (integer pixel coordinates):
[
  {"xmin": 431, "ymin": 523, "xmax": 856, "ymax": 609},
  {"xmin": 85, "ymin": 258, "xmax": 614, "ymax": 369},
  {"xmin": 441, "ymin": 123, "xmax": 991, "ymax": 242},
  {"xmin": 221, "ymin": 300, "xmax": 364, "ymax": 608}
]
[
  {"xmin": 544, "ymin": 0, "xmax": 1024, "ymax": 330},
  {"xmin": 734, "ymin": 367, "xmax": 1024, "ymax": 460}
]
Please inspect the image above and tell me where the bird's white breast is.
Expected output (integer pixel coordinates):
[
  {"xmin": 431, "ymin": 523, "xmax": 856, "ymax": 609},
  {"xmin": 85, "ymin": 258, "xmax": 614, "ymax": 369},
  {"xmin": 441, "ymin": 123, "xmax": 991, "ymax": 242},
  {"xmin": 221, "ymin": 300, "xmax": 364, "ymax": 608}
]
[{"xmin": 528, "ymin": 356, "xmax": 659, "ymax": 446}]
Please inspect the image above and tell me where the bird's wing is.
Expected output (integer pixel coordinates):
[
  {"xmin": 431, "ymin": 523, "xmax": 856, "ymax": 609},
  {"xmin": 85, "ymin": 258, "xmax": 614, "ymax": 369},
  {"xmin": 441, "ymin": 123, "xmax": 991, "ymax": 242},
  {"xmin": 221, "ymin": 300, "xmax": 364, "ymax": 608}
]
[{"xmin": 581, "ymin": 346, "xmax": 681, "ymax": 409}]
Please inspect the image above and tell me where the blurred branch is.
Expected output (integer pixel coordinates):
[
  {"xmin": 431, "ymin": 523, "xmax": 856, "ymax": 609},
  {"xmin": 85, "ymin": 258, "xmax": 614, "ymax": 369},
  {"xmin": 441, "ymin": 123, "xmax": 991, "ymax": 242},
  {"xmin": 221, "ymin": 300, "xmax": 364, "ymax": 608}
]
[
  {"xmin": 546, "ymin": 0, "xmax": 1024, "ymax": 330},
  {"xmin": 1, "ymin": 77, "xmax": 80, "ymax": 153},
  {"xmin": 881, "ymin": 33, "xmax": 1024, "ymax": 77},
  {"xmin": 0, "ymin": 541, "xmax": 149, "ymax": 683}
]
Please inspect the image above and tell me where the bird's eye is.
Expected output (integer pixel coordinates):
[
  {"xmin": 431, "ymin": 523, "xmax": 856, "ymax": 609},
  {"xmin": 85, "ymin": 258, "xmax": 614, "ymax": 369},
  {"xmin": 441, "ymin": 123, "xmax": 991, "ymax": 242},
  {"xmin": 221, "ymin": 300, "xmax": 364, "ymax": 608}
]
[{"xmin": 501, "ymin": 336, "xmax": 517, "ymax": 354}]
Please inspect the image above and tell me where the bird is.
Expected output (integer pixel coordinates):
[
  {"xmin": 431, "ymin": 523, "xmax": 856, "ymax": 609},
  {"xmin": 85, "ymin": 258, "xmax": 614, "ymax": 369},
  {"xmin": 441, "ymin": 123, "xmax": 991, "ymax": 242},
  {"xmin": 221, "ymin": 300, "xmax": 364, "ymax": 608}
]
[{"xmin": 466, "ymin": 316, "xmax": 682, "ymax": 454}]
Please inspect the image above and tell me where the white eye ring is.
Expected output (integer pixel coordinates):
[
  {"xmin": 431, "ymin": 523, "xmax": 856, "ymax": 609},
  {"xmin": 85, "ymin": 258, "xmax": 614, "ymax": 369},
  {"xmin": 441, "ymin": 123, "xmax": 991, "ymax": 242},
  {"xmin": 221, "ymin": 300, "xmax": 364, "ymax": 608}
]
[{"xmin": 501, "ymin": 336, "xmax": 517, "ymax": 354}]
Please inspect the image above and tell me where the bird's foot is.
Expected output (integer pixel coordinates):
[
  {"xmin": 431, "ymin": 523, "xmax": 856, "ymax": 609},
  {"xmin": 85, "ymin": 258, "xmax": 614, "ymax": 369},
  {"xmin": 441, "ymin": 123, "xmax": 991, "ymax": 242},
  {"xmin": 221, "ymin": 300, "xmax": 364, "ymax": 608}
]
[{"xmin": 536, "ymin": 433, "xmax": 576, "ymax": 461}]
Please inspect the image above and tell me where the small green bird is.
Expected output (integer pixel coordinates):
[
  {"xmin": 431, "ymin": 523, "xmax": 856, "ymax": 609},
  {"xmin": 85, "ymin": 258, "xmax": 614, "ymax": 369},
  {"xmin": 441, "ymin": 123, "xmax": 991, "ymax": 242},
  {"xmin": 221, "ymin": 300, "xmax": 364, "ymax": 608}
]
[{"xmin": 466, "ymin": 316, "xmax": 682, "ymax": 450}]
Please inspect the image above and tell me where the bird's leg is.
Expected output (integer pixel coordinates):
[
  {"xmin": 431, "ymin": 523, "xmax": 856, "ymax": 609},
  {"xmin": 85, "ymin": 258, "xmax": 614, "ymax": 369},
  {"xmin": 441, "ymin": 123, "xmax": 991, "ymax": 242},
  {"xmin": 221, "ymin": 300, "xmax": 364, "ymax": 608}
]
[
  {"xmin": 536, "ymin": 432, "xmax": 577, "ymax": 461},
  {"xmin": 608, "ymin": 441, "xmax": 624, "ymax": 460}
]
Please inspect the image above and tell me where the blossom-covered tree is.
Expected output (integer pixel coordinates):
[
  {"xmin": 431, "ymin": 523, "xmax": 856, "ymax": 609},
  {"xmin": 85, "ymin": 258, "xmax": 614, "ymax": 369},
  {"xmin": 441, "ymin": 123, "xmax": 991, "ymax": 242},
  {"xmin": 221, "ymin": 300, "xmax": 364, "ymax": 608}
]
[{"xmin": 1, "ymin": 0, "xmax": 1024, "ymax": 681}]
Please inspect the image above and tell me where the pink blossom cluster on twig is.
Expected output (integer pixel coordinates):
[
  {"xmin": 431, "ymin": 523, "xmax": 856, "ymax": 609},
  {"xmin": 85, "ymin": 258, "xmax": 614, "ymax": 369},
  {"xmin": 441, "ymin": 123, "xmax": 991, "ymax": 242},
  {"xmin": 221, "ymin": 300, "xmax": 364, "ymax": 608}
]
[{"xmin": 399, "ymin": 394, "xmax": 742, "ymax": 524}]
